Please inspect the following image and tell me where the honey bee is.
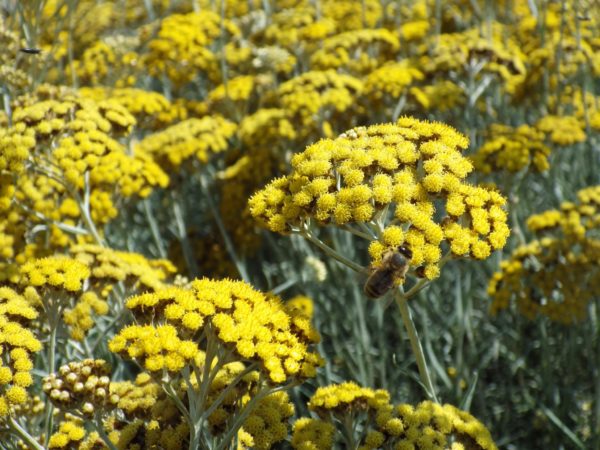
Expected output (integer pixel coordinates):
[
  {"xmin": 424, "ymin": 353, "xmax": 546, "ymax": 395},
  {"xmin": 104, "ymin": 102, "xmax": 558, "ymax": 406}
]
[{"xmin": 364, "ymin": 246, "xmax": 412, "ymax": 299}]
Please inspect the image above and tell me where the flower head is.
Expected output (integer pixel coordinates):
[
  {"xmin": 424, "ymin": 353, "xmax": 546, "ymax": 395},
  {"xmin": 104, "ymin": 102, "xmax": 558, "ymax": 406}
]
[{"xmin": 250, "ymin": 118, "xmax": 509, "ymax": 282}]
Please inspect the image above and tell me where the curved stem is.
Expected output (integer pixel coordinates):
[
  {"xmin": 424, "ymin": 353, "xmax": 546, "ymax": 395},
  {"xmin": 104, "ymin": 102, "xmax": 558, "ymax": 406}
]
[
  {"xmin": 394, "ymin": 289, "xmax": 439, "ymax": 403},
  {"xmin": 8, "ymin": 417, "xmax": 44, "ymax": 450},
  {"xmin": 299, "ymin": 230, "xmax": 364, "ymax": 273}
]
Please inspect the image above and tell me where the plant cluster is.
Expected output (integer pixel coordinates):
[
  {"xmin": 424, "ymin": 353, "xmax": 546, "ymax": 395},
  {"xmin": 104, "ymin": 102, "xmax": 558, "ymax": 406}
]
[{"xmin": 0, "ymin": 0, "xmax": 599, "ymax": 448}]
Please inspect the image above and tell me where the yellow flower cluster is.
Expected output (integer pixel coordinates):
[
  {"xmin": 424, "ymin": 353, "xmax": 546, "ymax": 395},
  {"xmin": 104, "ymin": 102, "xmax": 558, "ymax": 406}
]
[
  {"xmin": 310, "ymin": 29, "xmax": 400, "ymax": 75},
  {"xmin": 43, "ymin": 359, "xmax": 117, "ymax": 416},
  {"xmin": 107, "ymin": 372, "xmax": 189, "ymax": 449},
  {"xmin": 110, "ymin": 372, "xmax": 161, "ymax": 417},
  {"xmin": 321, "ymin": 0, "xmax": 383, "ymax": 31},
  {"xmin": 291, "ymin": 418, "xmax": 336, "ymax": 450},
  {"xmin": 70, "ymin": 35, "xmax": 142, "ymax": 88},
  {"xmin": 364, "ymin": 62, "xmax": 424, "ymax": 100},
  {"xmin": 473, "ymin": 124, "xmax": 551, "ymax": 174},
  {"xmin": 263, "ymin": 7, "xmax": 335, "ymax": 53},
  {"xmin": 144, "ymin": 11, "xmax": 239, "ymax": 86},
  {"xmin": 489, "ymin": 186, "xmax": 600, "ymax": 324},
  {"xmin": 0, "ymin": 288, "xmax": 42, "ymax": 417},
  {"xmin": 63, "ymin": 292, "xmax": 109, "ymax": 341},
  {"xmin": 115, "ymin": 279, "xmax": 323, "ymax": 383},
  {"xmin": 71, "ymin": 244, "xmax": 176, "ymax": 293},
  {"xmin": 79, "ymin": 87, "xmax": 181, "ymax": 130},
  {"xmin": 0, "ymin": 93, "xmax": 168, "ymax": 263},
  {"xmin": 274, "ymin": 70, "xmax": 364, "ymax": 137},
  {"xmin": 250, "ymin": 118, "xmax": 509, "ymax": 280},
  {"xmin": 293, "ymin": 382, "xmax": 498, "ymax": 449},
  {"xmin": 48, "ymin": 416, "xmax": 87, "ymax": 449},
  {"xmin": 308, "ymin": 381, "xmax": 383, "ymax": 415},
  {"xmin": 136, "ymin": 116, "xmax": 237, "ymax": 173},
  {"xmin": 19, "ymin": 256, "xmax": 90, "ymax": 292},
  {"xmin": 109, "ymin": 323, "xmax": 200, "ymax": 372},
  {"xmin": 409, "ymin": 81, "xmax": 465, "ymax": 113},
  {"xmin": 419, "ymin": 23, "xmax": 526, "ymax": 95},
  {"xmin": 239, "ymin": 391, "xmax": 295, "ymax": 449},
  {"xmin": 535, "ymin": 115, "xmax": 586, "ymax": 146}
]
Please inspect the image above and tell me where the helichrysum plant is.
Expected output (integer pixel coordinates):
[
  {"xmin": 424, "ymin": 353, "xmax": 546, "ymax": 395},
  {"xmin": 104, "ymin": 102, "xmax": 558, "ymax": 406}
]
[{"xmin": 2, "ymin": 0, "xmax": 600, "ymax": 448}]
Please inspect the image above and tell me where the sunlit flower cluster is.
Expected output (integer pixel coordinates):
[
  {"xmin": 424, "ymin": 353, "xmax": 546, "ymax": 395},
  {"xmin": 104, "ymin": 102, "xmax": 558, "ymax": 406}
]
[
  {"xmin": 473, "ymin": 124, "xmax": 551, "ymax": 174},
  {"xmin": 2, "ymin": 0, "xmax": 600, "ymax": 448},
  {"xmin": 250, "ymin": 118, "xmax": 509, "ymax": 280},
  {"xmin": 292, "ymin": 381, "xmax": 498, "ymax": 449},
  {"xmin": 419, "ymin": 23, "xmax": 527, "ymax": 95},
  {"xmin": 112, "ymin": 279, "xmax": 322, "ymax": 383},
  {"xmin": 79, "ymin": 87, "xmax": 181, "ymax": 130},
  {"xmin": 0, "ymin": 288, "xmax": 41, "ymax": 417},
  {"xmin": 310, "ymin": 29, "xmax": 400, "ymax": 75},
  {"xmin": 489, "ymin": 186, "xmax": 600, "ymax": 324},
  {"xmin": 144, "ymin": 11, "xmax": 239, "ymax": 86},
  {"xmin": 136, "ymin": 116, "xmax": 237, "ymax": 172}
]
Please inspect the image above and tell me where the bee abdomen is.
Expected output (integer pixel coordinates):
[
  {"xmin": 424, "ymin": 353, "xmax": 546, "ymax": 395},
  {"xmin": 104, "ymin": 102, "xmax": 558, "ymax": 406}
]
[{"xmin": 364, "ymin": 271, "xmax": 394, "ymax": 299}]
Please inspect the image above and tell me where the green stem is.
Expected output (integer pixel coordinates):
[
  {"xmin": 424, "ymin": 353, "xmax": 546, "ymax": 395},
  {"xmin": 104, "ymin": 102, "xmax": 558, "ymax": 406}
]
[
  {"xmin": 300, "ymin": 229, "xmax": 364, "ymax": 273},
  {"xmin": 142, "ymin": 198, "xmax": 167, "ymax": 258},
  {"xmin": 8, "ymin": 417, "xmax": 44, "ymax": 450},
  {"xmin": 199, "ymin": 174, "xmax": 249, "ymax": 282},
  {"xmin": 394, "ymin": 289, "xmax": 439, "ymax": 403},
  {"xmin": 44, "ymin": 303, "xmax": 61, "ymax": 447}
]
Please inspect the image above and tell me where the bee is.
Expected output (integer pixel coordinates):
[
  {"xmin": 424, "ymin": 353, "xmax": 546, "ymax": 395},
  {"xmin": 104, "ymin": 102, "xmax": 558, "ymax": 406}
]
[
  {"xmin": 364, "ymin": 245, "xmax": 412, "ymax": 299},
  {"xmin": 19, "ymin": 48, "xmax": 42, "ymax": 54}
]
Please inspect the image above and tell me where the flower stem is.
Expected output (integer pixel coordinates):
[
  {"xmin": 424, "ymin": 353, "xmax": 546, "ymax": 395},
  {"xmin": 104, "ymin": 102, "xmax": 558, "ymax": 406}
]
[
  {"xmin": 8, "ymin": 417, "xmax": 44, "ymax": 450},
  {"xmin": 300, "ymin": 229, "xmax": 364, "ymax": 273},
  {"xmin": 394, "ymin": 289, "xmax": 439, "ymax": 403}
]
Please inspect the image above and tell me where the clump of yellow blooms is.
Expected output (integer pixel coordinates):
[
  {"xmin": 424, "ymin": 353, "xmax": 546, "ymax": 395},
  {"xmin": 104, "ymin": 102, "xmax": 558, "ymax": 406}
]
[
  {"xmin": 409, "ymin": 80, "xmax": 465, "ymax": 113},
  {"xmin": 0, "ymin": 287, "xmax": 42, "ymax": 418},
  {"xmin": 535, "ymin": 115, "xmax": 587, "ymax": 146},
  {"xmin": 79, "ymin": 87, "xmax": 181, "ymax": 130},
  {"xmin": 310, "ymin": 29, "xmax": 400, "ymax": 75},
  {"xmin": 364, "ymin": 61, "xmax": 424, "ymax": 101},
  {"xmin": 43, "ymin": 359, "xmax": 117, "ymax": 417},
  {"xmin": 68, "ymin": 36, "xmax": 140, "ymax": 88},
  {"xmin": 473, "ymin": 124, "xmax": 551, "ymax": 174},
  {"xmin": 48, "ymin": 415, "xmax": 87, "ymax": 449},
  {"xmin": 111, "ymin": 279, "xmax": 322, "ymax": 383},
  {"xmin": 70, "ymin": 244, "xmax": 176, "ymax": 293},
  {"xmin": 291, "ymin": 418, "xmax": 336, "ymax": 450},
  {"xmin": 238, "ymin": 391, "xmax": 295, "ymax": 449},
  {"xmin": 419, "ymin": 23, "xmax": 527, "ymax": 95},
  {"xmin": 263, "ymin": 6, "xmax": 336, "ymax": 54},
  {"xmin": 291, "ymin": 381, "xmax": 498, "ymax": 449},
  {"xmin": 0, "ymin": 93, "xmax": 168, "ymax": 265},
  {"xmin": 63, "ymin": 292, "xmax": 109, "ymax": 341},
  {"xmin": 489, "ymin": 186, "xmax": 600, "ymax": 324},
  {"xmin": 144, "ymin": 11, "xmax": 239, "ymax": 86},
  {"xmin": 19, "ymin": 256, "xmax": 90, "ymax": 292},
  {"xmin": 322, "ymin": 0, "xmax": 383, "ymax": 31},
  {"xmin": 136, "ymin": 116, "xmax": 237, "ymax": 173},
  {"xmin": 250, "ymin": 117, "xmax": 509, "ymax": 282},
  {"xmin": 109, "ymin": 322, "xmax": 200, "ymax": 373},
  {"xmin": 274, "ymin": 70, "xmax": 364, "ymax": 138}
]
